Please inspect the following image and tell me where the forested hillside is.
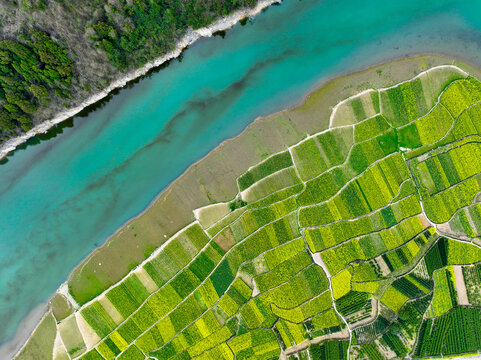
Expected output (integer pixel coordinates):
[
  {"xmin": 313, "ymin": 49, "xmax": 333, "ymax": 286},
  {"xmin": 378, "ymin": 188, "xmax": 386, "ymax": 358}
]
[{"xmin": 0, "ymin": 0, "xmax": 259, "ymax": 143}]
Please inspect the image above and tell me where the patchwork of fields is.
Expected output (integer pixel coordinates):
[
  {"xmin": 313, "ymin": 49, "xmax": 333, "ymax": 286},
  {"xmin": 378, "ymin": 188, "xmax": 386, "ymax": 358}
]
[{"xmin": 17, "ymin": 64, "xmax": 481, "ymax": 360}]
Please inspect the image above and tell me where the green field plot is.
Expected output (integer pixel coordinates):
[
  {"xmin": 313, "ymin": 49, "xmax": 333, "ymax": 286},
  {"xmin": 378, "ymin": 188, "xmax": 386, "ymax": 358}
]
[
  {"xmin": 356, "ymin": 343, "xmax": 384, "ymax": 360},
  {"xmin": 291, "ymin": 137, "xmax": 330, "ymax": 181},
  {"xmin": 304, "ymin": 193, "xmax": 421, "ymax": 253},
  {"xmin": 316, "ymin": 127, "xmax": 354, "ymax": 167},
  {"xmin": 320, "ymin": 239, "xmax": 366, "ymax": 275},
  {"xmin": 379, "ymin": 220, "xmax": 427, "ymax": 268},
  {"xmin": 380, "ymin": 66, "xmax": 465, "ymax": 128},
  {"xmin": 32, "ymin": 66, "xmax": 481, "ymax": 360},
  {"xmin": 335, "ymin": 291, "xmax": 369, "ymax": 317},
  {"xmin": 238, "ymin": 151, "xmax": 293, "ymax": 191},
  {"xmin": 309, "ymin": 340, "xmax": 350, "ymax": 360},
  {"xmin": 58, "ymin": 315, "xmax": 87, "ymax": 357},
  {"xmin": 276, "ymin": 319, "xmax": 308, "ymax": 348},
  {"xmin": 228, "ymin": 202, "xmax": 279, "ymax": 241},
  {"xmin": 228, "ymin": 329, "xmax": 280, "ymax": 359},
  {"xmin": 184, "ymin": 324, "xmax": 234, "ymax": 358},
  {"xmin": 147, "ymin": 310, "xmax": 223, "ymax": 358},
  {"xmin": 414, "ymin": 307, "xmax": 481, "ymax": 358},
  {"xmin": 351, "ymin": 280, "xmax": 380, "ymax": 294},
  {"xmin": 447, "ymin": 205, "xmax": 481, "ymax": 238},
  {"xmin": 311, "ymin": 308, "xmax": 342, "ymax": 329},
  {"xmin": 262, "ymin": 237, "xmax": 305, "ymax": 269},
  {"xmin": 241, "ymin": 167, "xmax": 302, "ymax": 203},
  {"xmin": 417, "ymin": 66, "xmax": 466, "ymax": 103},
  {"xmin": 117, "ymin": 345, "xmax": 144, "ymax": 360},
  {"xmin": 380, "ymin": 78, "xmax": 430, "ymax": 127},
  {"xmin": 296, "ymin": 167, "xmax": 348, "ymax": 207},
  {"xmin": 80, "ymin": 301, "xmax": 117, "ymax": 338},
  {"xmin": 254, "ymin": 251, "xmax": 312, "ymax": 292},
  {"xmin": 96, "ymin": 331, "xmax": 128, "ymax": 359},
  {"xmin": 393, "ymin": 274, "xmax": 432, "ymax": 298},
  {"xmin": 354, "ymin": 114, "xmax": 391, "ymax": 143},
  {"xmin": 217, "ymin": 278, "xmax": 252, "ymax": 317},
  {"xmin": 79, "ymin": 349, "xmax": 104, "ymax": 360},
  {"xmin": 408, "ymin": 142, "xmax": 481, "ymax": 223},
  {"xmin": 425, "ymin": 237, "xmax": 481, "ymax": 277},
  {"xmin": 299, "ymin": 153, "xmax": 409, "ymax": 227},
  {"xmin": 295, "ymin": 128, "xmax": 402, "ymax": 208},
  {"xmin": 413, "ymin": 141, "xmax": 481, "ymax": 195},
  {"xmin": 262, "ymin": 265, "xmax": 329, "ymax": 309},
  {"xmin": 420, "ymin": 175, "xmax": 481, "ymax": 224},
  {"xmin": 246, "ymin": 183, "xmax": 304, "ymax": 210},
  {"xmin": 451, "ymin": 101, "xmax": 481, "ymax": 138},
  {"xmin": 141, "ymin": 224, "xmax": 211, "ymax": 290},
  {"xmin": 427, "ymin": 266, "xmax": 457, "ymax": 317},
  {"xmin": 398, "ymin": 104, "xmax": 453, "ymax": 149},
  {"xmin": 321, "ymin": 216, "xmax": 427, "ymax": 278},
  {"xmin": 446, "ymin": 237, "xmax": 481, "ymax": 264},
  {"xmin": 291, "ymin": 126, "xmax": 354, "ymax": 181},
  {"xmin": 331, "ymin": 90, "xmax": 380, "ymax": 127},
  {"xmin": 441, "ymin": 77, "xmax": 481, "ymax": 117},
  {"xmin": 332, "ymin": 268, "xmax": 352, "ymax": 299},
  {"xmin": 347, "ymin": 129, "xmax": 397, "ymax": 174},
  {"xmin": 272, "ymin": 291, "xmax": 332, "ymax": 324},
  {"xmin": 381, "ymin": 285, "xmax": 409, "ymax": 312}
]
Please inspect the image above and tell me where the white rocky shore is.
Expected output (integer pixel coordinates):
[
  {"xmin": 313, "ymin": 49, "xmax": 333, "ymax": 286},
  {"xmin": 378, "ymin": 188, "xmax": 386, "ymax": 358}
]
[{"xmin": 0, "ymin": 0, "xmax": 281, "ymax": 160}]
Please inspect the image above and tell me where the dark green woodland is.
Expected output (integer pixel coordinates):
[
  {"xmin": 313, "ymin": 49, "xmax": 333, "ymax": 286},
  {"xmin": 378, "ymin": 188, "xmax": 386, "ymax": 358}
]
[{"xmin": 0, "ymin": 0, "xmax": 258, "ymax": 141}]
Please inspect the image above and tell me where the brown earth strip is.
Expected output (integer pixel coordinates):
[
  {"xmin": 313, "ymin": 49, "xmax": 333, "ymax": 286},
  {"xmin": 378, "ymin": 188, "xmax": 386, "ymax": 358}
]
[{"xmin": 453, "ymin": 265, "xmax": 470, "ymax": 306}]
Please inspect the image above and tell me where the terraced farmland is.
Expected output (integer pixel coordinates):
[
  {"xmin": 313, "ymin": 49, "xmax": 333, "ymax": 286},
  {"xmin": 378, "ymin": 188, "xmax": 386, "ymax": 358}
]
[{"xmin": 17, "ymin": 64, "xmax": 481, "ymax": 360}]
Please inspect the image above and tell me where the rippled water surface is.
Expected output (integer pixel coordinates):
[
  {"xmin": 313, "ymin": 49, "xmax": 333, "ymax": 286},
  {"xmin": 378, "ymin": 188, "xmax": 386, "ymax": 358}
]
[{"xmin": 2, "ymin": 0, "xmax": 481, "ymax": 345}]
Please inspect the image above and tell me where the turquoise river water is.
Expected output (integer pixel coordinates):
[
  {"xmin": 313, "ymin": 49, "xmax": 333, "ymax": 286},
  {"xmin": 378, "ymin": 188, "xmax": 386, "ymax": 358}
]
[{"xmin": 2, "ymin": 0, "xmax": 481, "ymax": 346}]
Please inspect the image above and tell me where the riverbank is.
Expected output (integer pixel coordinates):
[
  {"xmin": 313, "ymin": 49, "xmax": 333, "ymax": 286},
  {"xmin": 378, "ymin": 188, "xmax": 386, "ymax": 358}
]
[
  {"xmin": 0, "ymin": 0, "xmax": 281, "ymax": 161},
  {"xmin": 0, "ymin": 303, "xmax": 48, "ymax": 359}
]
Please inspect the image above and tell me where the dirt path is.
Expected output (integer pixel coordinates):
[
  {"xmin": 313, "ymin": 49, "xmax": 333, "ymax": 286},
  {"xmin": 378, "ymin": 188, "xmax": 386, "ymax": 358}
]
[
  {"xmin": 350, "ymin": 299, "xmax": 378, "ymax": 330},
  {"xmin": 280, "ymin": 328, "xmax": 350, "ymax": 358},
  {"xmin": 453, "ymin": 265, "xmax": 469, "ymax": 306},
  {"xmin": 310, "ymin": 252, "xmax": 352, "ymax": 359}
]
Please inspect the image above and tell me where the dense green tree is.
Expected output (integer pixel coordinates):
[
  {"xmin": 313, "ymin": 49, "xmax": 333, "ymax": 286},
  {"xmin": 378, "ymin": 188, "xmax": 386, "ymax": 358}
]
[
  {"xmin": 3, "ymin": 103, "xmax": 20, "ymax": 113},
  {"xmin": 29, "ymin": 84, "xmax": 48, "ymax": 99},
  {"xmin": 88, "ymin": 0, "xmax": 261, "ymax": 69},
  {"xmin": 0, "ymin": 109, "xmax": 15, "ymax": 131},
  {"xmin": 0, "ymin": 28, "xmax": 74, "ymax": 136}
]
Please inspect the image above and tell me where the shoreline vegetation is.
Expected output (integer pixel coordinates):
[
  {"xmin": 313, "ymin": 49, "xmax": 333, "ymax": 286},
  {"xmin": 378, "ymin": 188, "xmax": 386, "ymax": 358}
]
[
  {"xmin": 12, "ymin": 53, "xmax": 481, "ymax": 359},
  {"xmin": 0, "ymin": 0, "xmax": 281, "ymax": 161}
]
